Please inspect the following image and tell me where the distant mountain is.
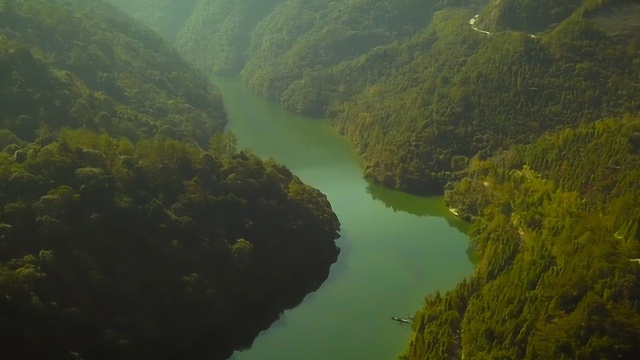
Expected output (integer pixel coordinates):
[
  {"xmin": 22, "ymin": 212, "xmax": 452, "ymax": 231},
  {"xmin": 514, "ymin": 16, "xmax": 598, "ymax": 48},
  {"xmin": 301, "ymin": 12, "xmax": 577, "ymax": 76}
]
[
  {"xmin": 109, "ymin": 0, "xmax": 286, "ymax": 75},
  {"xmin": 1, "ymin": 0, "xmax": 226, "ymax": 146}
]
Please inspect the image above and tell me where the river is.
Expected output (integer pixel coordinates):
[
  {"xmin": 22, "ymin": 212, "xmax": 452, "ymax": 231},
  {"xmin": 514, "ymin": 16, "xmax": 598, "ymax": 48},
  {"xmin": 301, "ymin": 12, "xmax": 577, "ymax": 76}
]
[{"xmin": 213, "ymin": 76, "xmax": 474, "ymax": 360}]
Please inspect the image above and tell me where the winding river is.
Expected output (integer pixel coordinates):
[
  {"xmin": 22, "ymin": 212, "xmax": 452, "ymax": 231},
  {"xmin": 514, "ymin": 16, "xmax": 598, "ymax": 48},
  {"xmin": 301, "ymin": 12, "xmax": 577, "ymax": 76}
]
[{"xmin": 214, "ymin": 76, "xmax": 474, "ymax": 360}]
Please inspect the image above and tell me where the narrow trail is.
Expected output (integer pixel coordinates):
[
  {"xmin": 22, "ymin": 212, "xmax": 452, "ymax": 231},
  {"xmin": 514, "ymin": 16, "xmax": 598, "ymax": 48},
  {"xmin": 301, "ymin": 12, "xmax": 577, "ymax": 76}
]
[
  {"xmin": 469, "ymin": 14, "xmax": 491, "ymax": 35},
  {"xmin": 469, "ymin": 14, "xmax": 536, "ymax": 38}
]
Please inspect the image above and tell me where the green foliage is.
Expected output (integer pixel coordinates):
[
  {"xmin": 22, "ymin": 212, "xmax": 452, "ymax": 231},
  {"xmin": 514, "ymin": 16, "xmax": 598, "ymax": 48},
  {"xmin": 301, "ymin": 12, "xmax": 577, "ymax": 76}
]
[
  {"xmin": 209, "ymin": 130, "xmax": 238, "ymax": 160},
  {"xmin": 109, "ymin": 0, "xmax": 286, "ymax": 75},
  {"xmin": 332, "ymin": 2, "xmax": 640, "ymax": 193},
  {"xmin": 0, "ymin": 129, "xmax": 340, "ymax": 359},
  {"xmin": 403, "ymin": 117, "xmax": 640, "ymax": 359},
  {"xmin": 0, "ymin": 0, "xmax": 226, "ymax": 147},
  {"xmin": 0, "ymin": 1, "xmax": 341, "ymax": 358},
  {"xmin": 107, "ymin": 0, "xmax": 640, "ymax": 195},
  {"xmin": 480, "ymin": 0, "xmax": 584, "ymax": 33},
  {"xmin": 241, "ymin": 0, "xmax": 432, "ymax": 104}
]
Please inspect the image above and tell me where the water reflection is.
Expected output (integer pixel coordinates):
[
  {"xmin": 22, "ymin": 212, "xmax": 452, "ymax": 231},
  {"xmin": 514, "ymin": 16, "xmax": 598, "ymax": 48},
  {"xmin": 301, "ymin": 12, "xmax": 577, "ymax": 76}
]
[
  {"xmin": 366, "ymin": 181, "xmax": 470, "ymax": 234},
  {"xmin": 215, "ymin": 76, "xmax": 474, "ymax": 360}
]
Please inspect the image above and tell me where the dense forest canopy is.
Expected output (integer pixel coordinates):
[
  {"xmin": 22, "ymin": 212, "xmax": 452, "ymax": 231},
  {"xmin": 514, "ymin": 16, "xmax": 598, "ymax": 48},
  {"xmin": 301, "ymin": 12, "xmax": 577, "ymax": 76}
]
[
  {"xmin": 403, "ymin": 116, "xmax": 640, "ymax": 359},
  {"xmin": 0, "ymin": 0, "xmax": 340, "ymax": 358},
  {"xmin": 1, "ymin": 0, "xmax": 226, "ymax": 146},
  {"xmin": 107, "ymin": 0, "xmax": 640, "ymax": 358}
]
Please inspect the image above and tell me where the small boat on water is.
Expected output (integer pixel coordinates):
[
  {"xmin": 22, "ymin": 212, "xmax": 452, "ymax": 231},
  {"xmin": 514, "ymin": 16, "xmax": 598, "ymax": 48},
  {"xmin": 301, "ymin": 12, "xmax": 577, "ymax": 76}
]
[{"xmin": 391, "ymin": 316, "xmax": 412, "ymax": 324}]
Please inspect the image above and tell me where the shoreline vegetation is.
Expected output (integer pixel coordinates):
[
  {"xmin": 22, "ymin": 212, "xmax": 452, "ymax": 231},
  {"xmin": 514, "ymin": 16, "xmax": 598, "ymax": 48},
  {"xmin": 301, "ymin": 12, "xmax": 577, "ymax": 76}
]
[
  {"xmin": 0, "ymin": 1, "xmax": 340, "ymax": 359},
  {"xmin": 3, "ymin": 0, "xmax": 640, "ymax": 358},
  {"xmin": 113, "ymin": 0, "xmax": 640, "ymax": 358}
]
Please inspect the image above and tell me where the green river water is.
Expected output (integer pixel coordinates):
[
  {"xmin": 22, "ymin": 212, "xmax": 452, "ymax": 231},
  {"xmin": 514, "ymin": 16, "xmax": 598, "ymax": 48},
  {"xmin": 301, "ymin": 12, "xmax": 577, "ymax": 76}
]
[{"xmin": 215, "ymin": 77, "xmax": 474, "ymax": 360}]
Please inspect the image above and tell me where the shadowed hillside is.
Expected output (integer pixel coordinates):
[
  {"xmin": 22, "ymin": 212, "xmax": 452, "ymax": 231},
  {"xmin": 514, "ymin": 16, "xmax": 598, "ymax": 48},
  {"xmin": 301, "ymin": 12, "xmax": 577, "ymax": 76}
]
[{"xmin": 0, "ymin": 1, "xmax": 340, "ymax": 358}]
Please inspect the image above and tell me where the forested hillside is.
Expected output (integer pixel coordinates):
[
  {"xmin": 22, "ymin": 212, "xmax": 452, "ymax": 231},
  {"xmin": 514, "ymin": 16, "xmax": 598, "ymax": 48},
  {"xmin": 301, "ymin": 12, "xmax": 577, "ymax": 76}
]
[
  {"xmin": 476, "ymin": 0, "xmax": 585, "ymax": 32},
  {"xmin": 402, "ymin": 116, "xmax": 640, "ymax": 359},
  {"xmin": 308, "ymin": 0, "xmax": 640, "ymax": 193},
  {"xmin": 0, "ymin": 0, "xmax": 340, "ymax": 358},
  {"xmin": 109, "ymin": 0, "xmax": 640, "ymax": 195},
  {"xmin": 106, "ymin": 0, "xmax": 197, "ymax": 42},
  {"xmin": 1, "ymin": 0, "xmax": 226, "ymax": 146},
  {"xmin": 109, "ymin": 0, "xmax": 286, "ymax": 75},
  {"xmin": 104, "ymin": 0, "xmax": 640, "ymax": 358}
]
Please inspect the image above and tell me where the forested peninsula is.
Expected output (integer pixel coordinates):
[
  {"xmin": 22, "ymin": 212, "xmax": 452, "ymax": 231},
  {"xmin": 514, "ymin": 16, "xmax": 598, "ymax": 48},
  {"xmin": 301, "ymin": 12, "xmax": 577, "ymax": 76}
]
[
  {"xmin": 109, "ymin": 0, "xmax": 640, "ymax": 359},
  {"xmin": 0, "ymin": 0, "xmax": 340, "ymax": 359}
]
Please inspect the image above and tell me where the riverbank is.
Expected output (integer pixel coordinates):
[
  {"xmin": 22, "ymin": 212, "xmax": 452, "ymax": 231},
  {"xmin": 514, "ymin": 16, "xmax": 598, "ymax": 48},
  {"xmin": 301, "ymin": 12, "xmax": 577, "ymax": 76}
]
[{"xmin": 213, "ymin": 76, "xmax": 474, "ymax": 360}]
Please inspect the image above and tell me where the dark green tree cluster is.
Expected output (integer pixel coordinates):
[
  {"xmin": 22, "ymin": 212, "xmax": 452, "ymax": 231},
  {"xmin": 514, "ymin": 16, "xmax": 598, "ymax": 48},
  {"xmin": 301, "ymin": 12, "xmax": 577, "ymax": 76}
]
[
  {"xmin": 1, "ymin": 0, "xmax": 225, "ymax": 147},
  {"xmin": 329, "ymin": 0, "xmax": 640, "ymax": 194},
  {"xmin": 240, "ymin": 0, "xmax": 434, "ymax": 113},
  {"xmin": 477, "ymin": 0, "xmax": 584, "ymax": 33},
  {"xmin": 401, "ymin": 116, "xmax": 640, "ymax": 359},
  {"xmin": 0, "ymin": 130, "xmax": 340, "ymax": 359},
  {"xmin": 1, "ymin": 0, "xmax": 341, "ymax": 358},
  {"xmin": 108, "ymin": 0, "xmax": 437, "ymax": 113}
]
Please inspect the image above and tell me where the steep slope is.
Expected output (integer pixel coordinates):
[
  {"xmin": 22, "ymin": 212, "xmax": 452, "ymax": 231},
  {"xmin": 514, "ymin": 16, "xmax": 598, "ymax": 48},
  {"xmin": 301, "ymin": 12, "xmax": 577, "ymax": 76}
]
[
  {"xmin": 176, "ymin": 0, "xmax": 285, "ymax": 75},
  {"xmin": 401, "ymin": 116, "xmax": 640, "ymax": 359},
  {"xmin": 114, "ymin": 0, "xmax": 640, "ymax": 195},
  {"xmin": 326, "ymin": 0, "xmax": 640, "ymax": 194},
  {"xmin": 1, "ymin": 0, "xmax": 225, "ymax": 146},
  {"xmin": 475, "ymin": 0, "xmax": 584, "ymax": 33},
  {"xmin": 108, "ymin": 0, "xmax": 437, "ymax": 114},
  {"xmin": 396, "ymin": 2, "xmax": 640, "ymax": 358},
  {"xmin": 0, "ymin": 1, "xmax": 340, "ymax": 359},
  {"xmin": 240, "ymin": 0, "xmax": 433, "ymax": 114}
]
